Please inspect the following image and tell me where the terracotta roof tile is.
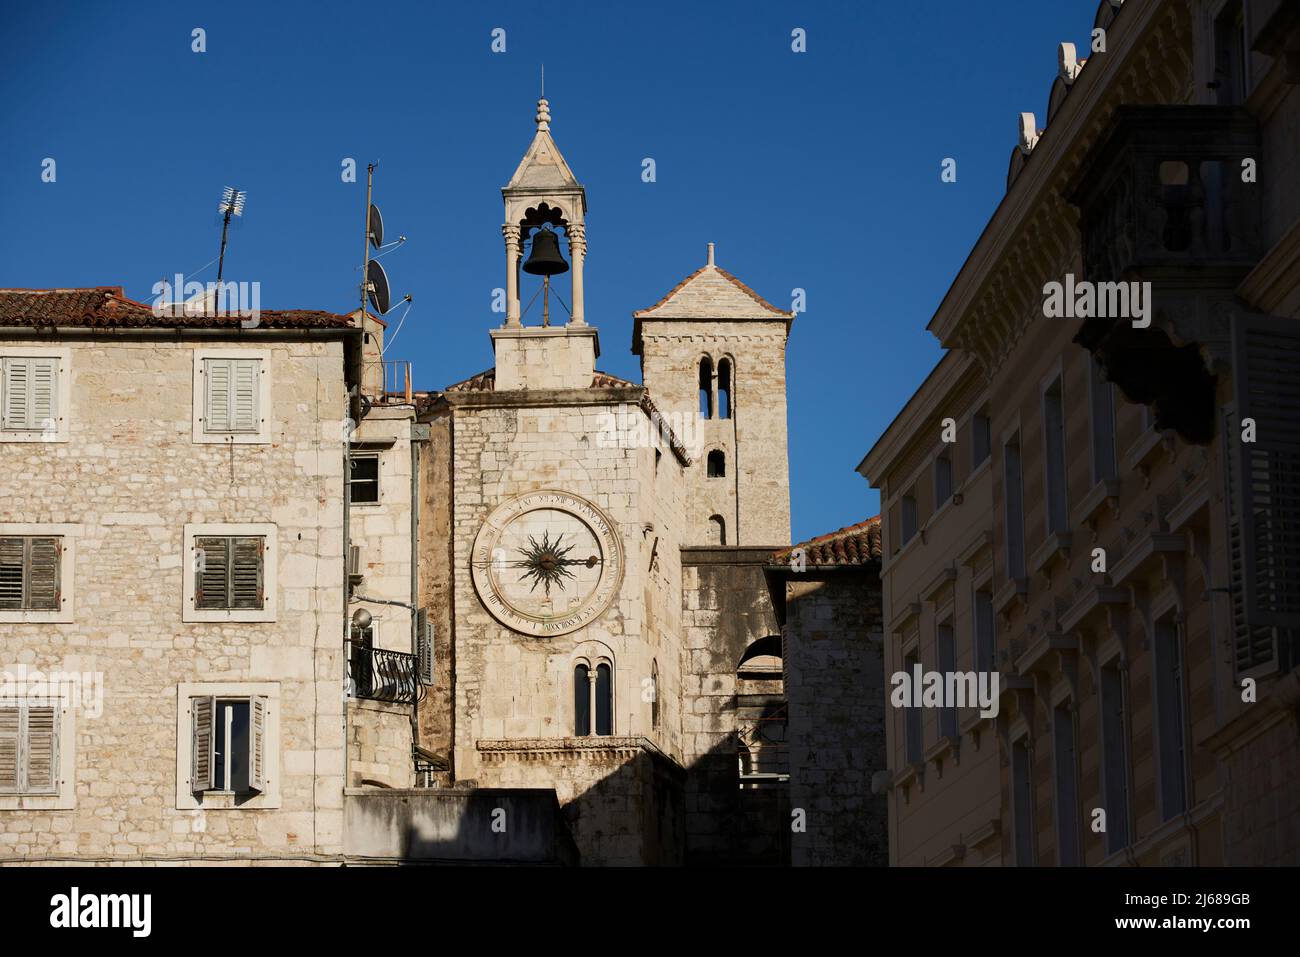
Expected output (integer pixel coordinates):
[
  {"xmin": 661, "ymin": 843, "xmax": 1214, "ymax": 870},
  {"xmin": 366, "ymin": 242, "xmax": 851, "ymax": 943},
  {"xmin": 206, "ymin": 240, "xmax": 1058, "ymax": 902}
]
[
  {"xmin": 0, "ymin": 287, "xmax": 352, "ymax": 329},
  {"xmin": 772, "ymin": 517, "xmax": 882, "ymax": 568}
]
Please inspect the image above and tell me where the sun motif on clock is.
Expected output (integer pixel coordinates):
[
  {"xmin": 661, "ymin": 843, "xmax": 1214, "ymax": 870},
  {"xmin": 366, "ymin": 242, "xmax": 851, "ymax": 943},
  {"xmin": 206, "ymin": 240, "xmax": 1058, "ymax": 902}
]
[{"xmin": 470, "ymin": 490, "xmax": 623, "ymax": 637}]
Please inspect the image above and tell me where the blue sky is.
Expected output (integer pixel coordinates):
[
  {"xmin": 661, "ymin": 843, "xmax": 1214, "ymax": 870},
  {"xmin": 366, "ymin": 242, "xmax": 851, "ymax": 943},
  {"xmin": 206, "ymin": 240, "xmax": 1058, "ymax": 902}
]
[{"xmin": 0, "ymin": 0, "xmax": 1097, "ymax": 543}]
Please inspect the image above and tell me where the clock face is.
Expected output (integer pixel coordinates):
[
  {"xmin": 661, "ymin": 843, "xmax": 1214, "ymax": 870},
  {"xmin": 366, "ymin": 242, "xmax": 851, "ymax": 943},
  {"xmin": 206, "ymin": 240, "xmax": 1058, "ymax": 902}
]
[{"xmin": 471, "ymin": 490, "xmax": 623, "ymax": 637}]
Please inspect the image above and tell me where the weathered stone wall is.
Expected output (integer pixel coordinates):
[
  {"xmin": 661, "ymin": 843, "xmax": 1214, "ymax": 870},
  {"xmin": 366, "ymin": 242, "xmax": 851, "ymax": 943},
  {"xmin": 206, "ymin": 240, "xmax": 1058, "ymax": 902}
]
[
  {"xmin": 416, "ymin": 410, "xmax": 454, "ymax": 767},
  {"xmin": 680, "ymin": 548, "xmax": 789, "ymax": 864},
  {"xmin": 347, "ymin": 699, "xmax": 415, "ymax": 789},
  {"xmin": 441, "ymin": 382, "xmax": 690, "ymax": 863},
  {"xmin": 639, "ymin": 321, "xmax": 791, "ymax": 546},
  {"xmin": 475, "ymin": 738, "xmax": 683, "ymax": 865},
  {"xmin": 0, "ymin": 335, "xmax": 348, "ymax": 862},
  {"xmin": 783, "ymin": 570, "xmax": 887, "ymax": 866},
  {"xmin": 351, "ymin": 406, "xmax": 415, "ymax": 653}
]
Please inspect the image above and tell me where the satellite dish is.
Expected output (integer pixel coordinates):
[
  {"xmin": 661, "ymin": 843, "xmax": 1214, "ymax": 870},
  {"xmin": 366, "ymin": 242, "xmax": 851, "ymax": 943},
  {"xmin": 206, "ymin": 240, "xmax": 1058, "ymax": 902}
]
[
  {"xmin": 368, "ymin": 204, "xmax": 384, "ymax": 249},
  {"xmin": 366, "ymin": 260, "xmax": 391, "ymax": 315}
]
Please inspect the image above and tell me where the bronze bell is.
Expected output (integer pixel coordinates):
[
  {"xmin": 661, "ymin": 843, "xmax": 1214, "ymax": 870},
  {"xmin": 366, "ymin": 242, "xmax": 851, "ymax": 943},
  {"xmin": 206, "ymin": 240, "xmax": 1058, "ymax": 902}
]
[{"xmin": 522, "ymin": 228, "xmax": 569, "ymax": 276}]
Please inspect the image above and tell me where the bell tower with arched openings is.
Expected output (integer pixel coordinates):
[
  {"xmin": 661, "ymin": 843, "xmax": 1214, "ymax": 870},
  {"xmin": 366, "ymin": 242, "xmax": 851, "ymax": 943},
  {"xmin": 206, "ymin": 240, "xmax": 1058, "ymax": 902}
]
[
  {"xmin": 491, "ymin": 96, "xmax": 599, "ymax": 391},
  {"xmin": 633, "ymin": 243, "xmax": 794, "ymax": 546}
]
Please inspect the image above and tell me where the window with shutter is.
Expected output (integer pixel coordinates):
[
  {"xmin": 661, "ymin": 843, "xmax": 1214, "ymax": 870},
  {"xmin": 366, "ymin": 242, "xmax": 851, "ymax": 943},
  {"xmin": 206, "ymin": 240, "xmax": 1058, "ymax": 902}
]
[
  {"xmin": 0, "ymin": 536, "xmax": 61, "ymax": 610},
  {"xmin": 2, "ymin": 357, "xmax": 59, "ymax": 432},
  {"xmin": 204, "ymin": 358, "xmax": 260, "ymax": 434},
  {"xmin": 1227, "ymin": 314, "xmax": 1300, "ymax": 676},
  {"xmin": 194, "ymin": 536, "xmax": 263, "ymax": 610},
  {"xmin": 0, "ymin": 704, "xmax": 58, "ymax": 795},
  {"xmin": 191, "ymin": 696, "xmax": 215, "ymax": 794}
]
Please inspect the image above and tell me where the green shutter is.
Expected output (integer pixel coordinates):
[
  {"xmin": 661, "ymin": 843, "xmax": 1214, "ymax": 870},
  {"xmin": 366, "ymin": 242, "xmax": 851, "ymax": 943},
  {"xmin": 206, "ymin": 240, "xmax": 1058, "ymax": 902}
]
[{"xmin": 230, "ymin": 537, "xmax": 264, "ymax": 609}]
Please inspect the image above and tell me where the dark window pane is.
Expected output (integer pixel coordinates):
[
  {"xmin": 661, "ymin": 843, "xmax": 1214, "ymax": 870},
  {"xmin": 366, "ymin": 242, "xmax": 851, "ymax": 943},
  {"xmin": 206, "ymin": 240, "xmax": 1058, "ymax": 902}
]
[
  {"xmin": 595, "ymin": 663, "xmax": 612, "ymax": 736},
  {"xmin": 350, "ymin": 453, "xmax": 380, "ymax": 504},
  {"xmin": 707, "ymin": 450, "xmax": 725, "ymax": 478},
  {"xmin": 698, "ymin": 358, "xmax": 713, "ymax": 419},
  {"xmin": 717, "ymin": 359, "xmax": 731, "ymax": 420},
  {"xmin": 574, "ymin": 664, "xmax": 590, "ymax": 736}
]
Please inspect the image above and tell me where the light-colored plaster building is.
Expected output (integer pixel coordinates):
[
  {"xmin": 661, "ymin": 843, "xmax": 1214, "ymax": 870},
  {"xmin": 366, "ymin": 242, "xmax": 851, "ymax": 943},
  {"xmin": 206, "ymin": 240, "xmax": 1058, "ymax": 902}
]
[{"xmin": 860, "ymin": 0, "xmax": 1300, "ymax": 867}]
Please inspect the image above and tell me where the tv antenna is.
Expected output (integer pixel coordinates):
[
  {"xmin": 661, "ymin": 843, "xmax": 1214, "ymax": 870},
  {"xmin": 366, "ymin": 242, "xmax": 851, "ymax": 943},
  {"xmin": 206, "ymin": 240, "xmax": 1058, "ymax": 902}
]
[{"xmin": 216, "ymin": 186, "xmax": 246, "ymax": 283}]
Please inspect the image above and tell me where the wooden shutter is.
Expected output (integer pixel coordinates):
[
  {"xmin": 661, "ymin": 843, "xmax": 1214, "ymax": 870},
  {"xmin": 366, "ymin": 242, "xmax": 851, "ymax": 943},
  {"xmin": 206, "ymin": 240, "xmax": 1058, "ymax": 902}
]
[
  {"xmin": 26, "ymin": 537, "xmax": 59, "ymax": 611},
  {"xmin": 230, "ymin": 537, "xmax": 264, "ymax": 609},
  {"xmin": 1229, "ymin": 313, "xmax": 1300, "ymax": 675},
  {"xmin": 0, "ymin": 537, "xmax": 22, "ymax": 610},
  {"xmin": 230, "ymin": 360, "xmax": 259, "ymax": 432},
  {"xmin": 29, "ymin": 358, "xmax": 57, "ymax": 432},
  {"xmin": 2, "ymin": 358, "xmax": 29, "ymax": 429},
  {"xmin": 204, "ymin": 359, "xmax": 231, "ymax": 432},
  {"xmin": 191, "ymin": 696, "xmax": 215, "ymax": 793},
  {"xmin": 24, "ymin": 706, "xmax": 57, "ymax": 794},
  {"xmin": 0, "ymin": 707, "xmax": 18, "ymax": 791},
  {"xmin": 248, "ymin": 696, "xmax": 267, "ymax": 793},
  {"xmin": 195, "ymin": 536, "xmax": 229, "ymax": 610},
  {"xmin": 417, "ymin": 608, "xmax": 434, "ymax": 684},
  {"xmin": 204, "ymin": 358, "xmax": 259, "ymax": 433}
]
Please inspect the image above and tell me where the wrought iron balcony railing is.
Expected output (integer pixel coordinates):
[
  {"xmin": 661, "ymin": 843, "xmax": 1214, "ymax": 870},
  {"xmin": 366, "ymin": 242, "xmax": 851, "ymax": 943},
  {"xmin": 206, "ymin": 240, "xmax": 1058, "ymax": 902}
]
[{"xmin": 346, "ymin": 640, "xmax": 418, "ymax": 704}]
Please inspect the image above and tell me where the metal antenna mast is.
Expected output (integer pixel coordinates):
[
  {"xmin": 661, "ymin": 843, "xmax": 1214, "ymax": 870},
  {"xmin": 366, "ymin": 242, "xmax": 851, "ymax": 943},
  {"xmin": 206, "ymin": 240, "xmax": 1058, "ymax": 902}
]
[{"xmin": 216, "ymin": 186, "xmax": 246, "ymax": 283}]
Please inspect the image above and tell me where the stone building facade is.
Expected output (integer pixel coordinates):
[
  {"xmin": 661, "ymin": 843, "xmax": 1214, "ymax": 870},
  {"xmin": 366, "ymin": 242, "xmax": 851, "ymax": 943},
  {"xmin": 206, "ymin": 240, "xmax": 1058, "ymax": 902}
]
[
  {"xmin": 768, "ymin": 519, "xmax": 888, "ymax": 866},
  {"xmin": 860, "ymin": 0, "xmax": 1300, "ymax": 866},
  {"xmin": 1, "ymin": 94, "xmax": 886, "ymax": 867},
  {"xmin": 0, "ymin": 289, "xmax": 356, "ymax": 862}
]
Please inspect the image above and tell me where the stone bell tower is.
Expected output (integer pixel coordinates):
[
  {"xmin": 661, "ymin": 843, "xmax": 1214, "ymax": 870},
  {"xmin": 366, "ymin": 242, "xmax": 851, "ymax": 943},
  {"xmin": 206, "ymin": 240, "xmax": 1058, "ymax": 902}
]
[
  {"xmin": 492, "ymin": 96, "xmax": 598, "ymax": 390},
  {"xmin": 633, "ymin": 243, "xmax": 794, "ymax": 546}
]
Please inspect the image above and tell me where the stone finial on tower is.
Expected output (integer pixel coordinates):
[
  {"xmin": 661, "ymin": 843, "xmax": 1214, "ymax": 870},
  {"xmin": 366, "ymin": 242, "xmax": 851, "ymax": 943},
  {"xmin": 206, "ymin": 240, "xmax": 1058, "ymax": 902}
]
[
  {"xmin": 536, "ymin": 97, "xmax": 551, "ymax": 132},
  {"xmin": 707, "ymin": 242, "xmax": 715, "ymax": 266}
]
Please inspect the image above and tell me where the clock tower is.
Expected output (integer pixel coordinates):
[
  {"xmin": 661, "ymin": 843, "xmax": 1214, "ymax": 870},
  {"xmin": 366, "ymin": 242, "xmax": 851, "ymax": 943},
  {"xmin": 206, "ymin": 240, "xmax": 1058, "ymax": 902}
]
[{"xmin": 431, "ymin": 97, "xmax": 691, "ymax": 864}]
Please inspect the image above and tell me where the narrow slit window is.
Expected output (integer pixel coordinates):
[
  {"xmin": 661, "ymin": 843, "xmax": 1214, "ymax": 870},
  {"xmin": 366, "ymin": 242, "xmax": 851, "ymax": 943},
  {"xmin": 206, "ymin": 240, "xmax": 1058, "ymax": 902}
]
[{"xmin": 717, "ymin": 358, "xmax": 732, "ymax": 419}]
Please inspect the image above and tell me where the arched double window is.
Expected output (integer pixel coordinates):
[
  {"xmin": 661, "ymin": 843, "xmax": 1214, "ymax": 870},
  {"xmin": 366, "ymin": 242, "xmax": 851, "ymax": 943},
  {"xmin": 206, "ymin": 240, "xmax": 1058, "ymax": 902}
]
[
  {"xmin": 698, "ymin": 355, "xmax": 735, "ymax": 420},
  {"xmin": 574, "ymin": 658, "xmax": 613, "ymax": 736}
]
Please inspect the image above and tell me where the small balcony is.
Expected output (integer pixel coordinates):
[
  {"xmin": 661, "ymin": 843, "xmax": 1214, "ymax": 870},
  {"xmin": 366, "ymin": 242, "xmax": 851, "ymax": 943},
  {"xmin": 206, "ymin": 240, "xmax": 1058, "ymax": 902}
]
[
  {"xmin": 360, "ymin": 360, "xmax": 413, "ymax": 407},
  {"xmin": 1067, "ymin": 106, "xmax": 1261, "ymax": 446},
  {"xmin": 347, "ymin": 640, "xmax": 419, "ymax": 704},
  {"xmin": 1070, "ymin": 106, "xmax": 1262, "ymax": 286}
]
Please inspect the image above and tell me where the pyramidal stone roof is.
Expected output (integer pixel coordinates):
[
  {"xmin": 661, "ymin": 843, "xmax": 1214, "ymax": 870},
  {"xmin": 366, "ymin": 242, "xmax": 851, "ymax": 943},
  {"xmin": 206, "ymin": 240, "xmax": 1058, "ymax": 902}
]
[
  {"xmin": 505, "ymin": 97, "xmax": 582, "ymax": 193},
  {"xmin": 631, "ymin": 248, "xmax": 793, "ymax": 354}
]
